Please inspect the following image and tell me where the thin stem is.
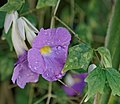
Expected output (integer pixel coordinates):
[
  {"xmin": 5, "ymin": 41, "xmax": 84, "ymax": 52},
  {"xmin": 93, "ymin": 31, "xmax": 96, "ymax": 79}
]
[
  {"xmin": 46, "ymin": 82, "xmax": 52, "ymax": 104},
  {"xmin": 50, "ymin": 0, "xmax": 61, "ymax": 28},
  {"xmin": 58, "ymin": 79, "xmax": 80, "ymax": 95},
  {"xmin": 94, "ymin": 93, "xmax": 99, "ymax": 104},
  {"xmin": 8, "ymin": 84, "xmax": 17, "ymax": 89},
  {"xmin": 33, "ymin": 94, "xmax": 56, "ymax": 104},
  {"xmin": 79, "ymin": 93, "xmax": 87, "ymax": 104},
  {"xmin": 94, "ymin": 50, "xmax": 102, "ymax": 67},
  {"xmin": 68, "ymin": 100, "xmax": 78, "ymax": 104},
  {"xmin": 34, "ymin": 95, "xmax": 48, "ymax": 104},
  {"xmin": 54, "ymin": 0, "xmax": 61, "ymax": 16},
  {"xmin": 28, "ymin": 84, "xmax": 34, "ymax": 104}
]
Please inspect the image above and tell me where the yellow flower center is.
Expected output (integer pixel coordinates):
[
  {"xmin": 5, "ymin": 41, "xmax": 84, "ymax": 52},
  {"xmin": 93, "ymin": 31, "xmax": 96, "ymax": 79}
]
[{"xmin": 40, "ymin": 46, "xmax": 51, "ymax": 55}]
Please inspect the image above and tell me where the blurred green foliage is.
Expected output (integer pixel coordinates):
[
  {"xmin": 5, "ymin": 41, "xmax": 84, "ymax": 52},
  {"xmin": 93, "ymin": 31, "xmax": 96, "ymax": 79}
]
[{"xmin": 1, "ymin": 0, "xmax": 120, "ymax": 104}]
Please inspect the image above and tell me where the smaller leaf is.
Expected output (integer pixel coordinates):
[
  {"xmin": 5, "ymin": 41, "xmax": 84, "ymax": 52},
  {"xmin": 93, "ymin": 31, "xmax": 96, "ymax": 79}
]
[
  {"xmin": 36, "ymin": 0, "xmax": 57, "ymax": 9},
  {"xmin": 0, "ymin": 0, "xmax": 25, "ymax": 12},
  {"xmin": 85, "ymin": 67, "xmax": 106, "ymax": 101},
  {"xmin": 63, "ymin": 43, "xmax": 93, "ymax": 72},
  {"xmin": 105, "ymin": 68, "xmax": 120, "ymax": 96},
  {"xmin": 97, "ymin": 47, "xmax": 112, "ymax": 67}
]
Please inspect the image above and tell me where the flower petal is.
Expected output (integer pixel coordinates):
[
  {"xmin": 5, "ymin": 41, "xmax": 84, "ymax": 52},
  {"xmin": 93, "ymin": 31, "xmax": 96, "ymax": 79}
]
[
  {"xmin": 42, "ymin": 46, "xmax": 67, "ymax": 81},
  {"xmin": 72, "ymin": 73, "xmax": 88, "ymax": 80},
  {"xmin": 12, "ymin": 18, "xmax": 28, "ymax": 56},
  {"xmin": 12, "ymin": 52, "xmax": 39, "ymax": 88},
  {"xmin": 22, "ymin": 17, "xmax": 38, "ymax": 33},
  {"xmin": 4, "ymin": 12, "xmax": 13, "ymax": 33},
  {"xmin": 17, "ymin": 17, "xmax": 26, "ymax": 40},
  {"xmin": 63, "ymin": 73, "xmax": 87, "ymax": 96},
  {"xmin": 25, "ymin": 27, "xmax": 36, "ymax": 45},
  {"xmin": 63, "ymin": 81, "xmax": 86, "ymax": 96},
  {"xmin": 28, "ymin": 48, "xmax": 45, "ymax": 74},
  {"xmin": 32, "ymin": 27, "xmax": 71, "ymax": 49},
  {"xmin": 12, "ymin": 64, "xmax": 21, "ymax": 84}
]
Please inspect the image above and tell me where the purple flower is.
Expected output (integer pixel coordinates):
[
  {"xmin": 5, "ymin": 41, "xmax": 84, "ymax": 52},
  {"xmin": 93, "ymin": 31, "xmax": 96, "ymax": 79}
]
[
  {"xmin": 28, "ymin": 27, "xmax": 71, "ymax": 81},
  {"xmin": 63, "ymin": 73, "xmax": 87, "ymax": 96},
  {"xmin": 12, "ymin": 52, "xmax": 39, "ymax": 88}
]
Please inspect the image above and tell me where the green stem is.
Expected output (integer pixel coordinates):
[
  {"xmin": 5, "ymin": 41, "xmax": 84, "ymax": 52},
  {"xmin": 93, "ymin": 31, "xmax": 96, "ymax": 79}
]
[
  {"xmin": 46, "ymin": 82, "xmax": 52, "ymax": 104},
  {"xmin": 34, "ymin": 95, "xmax": 48, "ymax": 104},
  {"xmin": 100, "ymin": 0, "xmax": 120, "ymax": 103},
  {"xmin": 50, "ymin": 0, "xmax": 61, "ymax": 28}
]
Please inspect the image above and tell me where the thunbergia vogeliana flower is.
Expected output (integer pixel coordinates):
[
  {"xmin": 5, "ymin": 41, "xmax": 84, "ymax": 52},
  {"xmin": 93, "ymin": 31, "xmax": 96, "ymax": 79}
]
[
  {"xmin": 4, "ymin": 11, "xmax": 38, "ymax": 56},
  {"xmin": 62, "ymin": 64, "xmax": 96, "ymax": 96},
  {"xmin": 63, "ymin": 73, "xmax": 87, "ymax": 96},
  {"xmin": 12, "ymin": 52, "xmax": 39, "ymax": 88},
  {"xmin": 28, "ymin": 27, "xmax": 71, "ymax": 81},
  {"xmin": 4, "ymin": 11, "xmax": 39, "ymax": 88}
]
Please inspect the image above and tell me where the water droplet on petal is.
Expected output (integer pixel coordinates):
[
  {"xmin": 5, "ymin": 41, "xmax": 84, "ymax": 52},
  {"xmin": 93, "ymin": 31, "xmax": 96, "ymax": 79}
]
[
  {"xmin": 51, "ymin": 42, "xmax": 54, "ymax": 44},
  {"xmin": 35, "ymin": 61, "xmax": 38, "ymax": 64},
  {"xmin": 57, "ymin": 46, "xmax": 62, "ymax": 50},
  {"xmin": 59, "ymin": 74, "xmax": 62, "ymax": 78},
  {"xmin": 34, "ymin": 67, "xmax": 37, "ymax": 70},
  {"xmin": 44, "ymin": 31, "xmax": 47, "ymax": 35},
  {"xmin": 29, "ymin": 65, "xmax": 32, "ymax": 68},
  {"xmin": 18, "ymin": 76, "xmax": 21, "ymax": 79},
  {"xmin": 27, "ymin": 74, "xmax": 29, "ymax": 76}
]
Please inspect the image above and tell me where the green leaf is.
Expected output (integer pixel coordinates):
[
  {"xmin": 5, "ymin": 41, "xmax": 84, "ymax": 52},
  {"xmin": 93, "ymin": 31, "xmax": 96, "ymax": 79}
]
[
  {"xmin": 97, "ymin": 47, "xmax": 112, "ymax": 68},
  {"xmin": 36, "ymin": 0, "xmax": 57, "ymax": 9},
  {"xmin": 0, "ymin": 11, "xmax": 6, "ymax": 28},
  {"xmin": 105, "ymin": 68, "xmax": 120, "ymax": 96},
  {"xmin": 2, "ymin": 29, "xmax": 13, "ymax": 51},
  {"xmin": 0, "ymin": 0, "xmax": 25, "ymax": 12},
  {"xmin": 85, "ymin": 67, "xmax": 106, "ymax": 101},
  {"xmin": 63, "ymin": 43, "xmax": 93, "ymax": 72}
]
